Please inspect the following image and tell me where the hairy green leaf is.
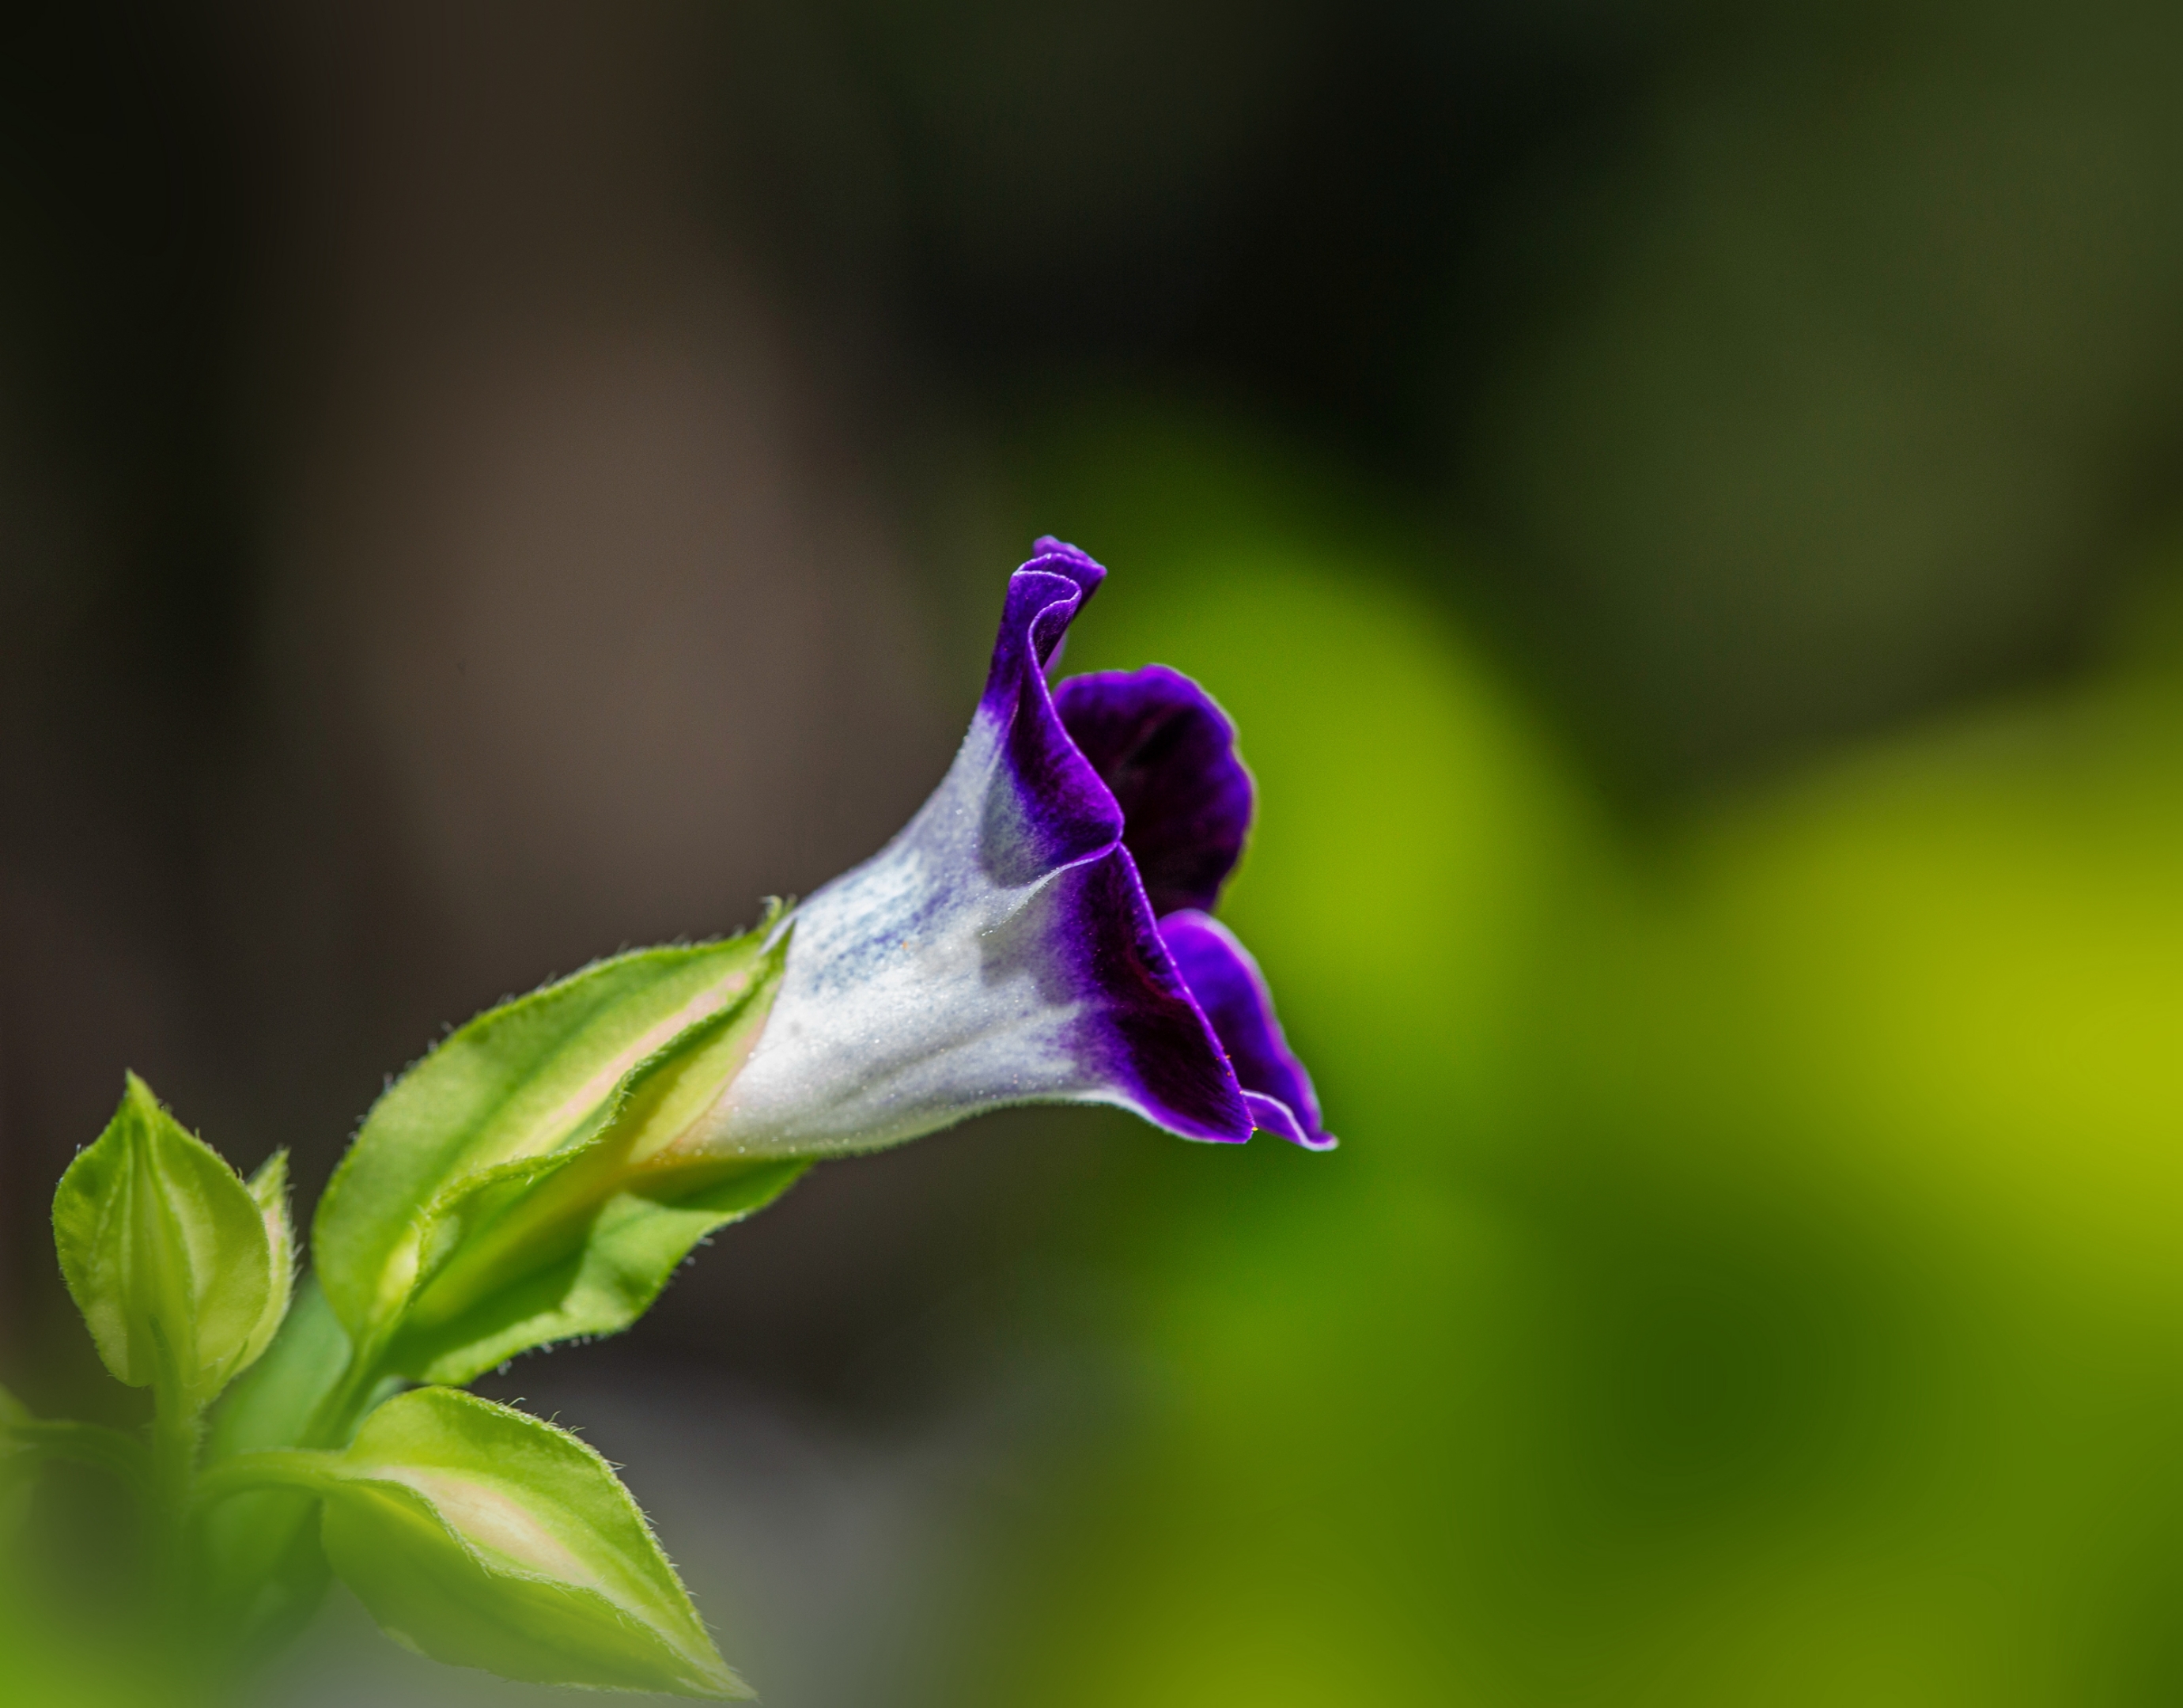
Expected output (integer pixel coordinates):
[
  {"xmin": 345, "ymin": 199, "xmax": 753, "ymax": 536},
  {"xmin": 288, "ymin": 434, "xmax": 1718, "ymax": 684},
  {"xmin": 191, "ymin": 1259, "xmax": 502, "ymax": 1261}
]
[
  {"xmin": 51, "ymin": 1076, "xmax": 274, "ymax": 1408},
  {"xmin": 314, "ymin": 933, "xmax": 773, "ymax": 1345},
  {"xmin": 319, "ymin": 1387, "xmax": 744, "ymax": 1698}
]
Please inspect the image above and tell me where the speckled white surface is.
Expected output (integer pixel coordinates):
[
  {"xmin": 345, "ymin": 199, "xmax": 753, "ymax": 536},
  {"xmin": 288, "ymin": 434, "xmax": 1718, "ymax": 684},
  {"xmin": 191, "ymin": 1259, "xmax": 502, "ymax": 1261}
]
[{"xmin": 700, "ymin": 711, "xmax": 1113, "ymax": 1158}]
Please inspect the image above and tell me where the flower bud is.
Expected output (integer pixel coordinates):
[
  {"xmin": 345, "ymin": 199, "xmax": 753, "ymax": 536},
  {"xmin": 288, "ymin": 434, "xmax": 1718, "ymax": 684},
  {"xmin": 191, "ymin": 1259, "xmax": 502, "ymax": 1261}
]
[
  {"xmin": 316, "ymin": 1387, "xmax": 743, "ymax": 1699},
  {"xmin": 51, "ymin": 1075, "xmax": 280, "ymax": 1408}
]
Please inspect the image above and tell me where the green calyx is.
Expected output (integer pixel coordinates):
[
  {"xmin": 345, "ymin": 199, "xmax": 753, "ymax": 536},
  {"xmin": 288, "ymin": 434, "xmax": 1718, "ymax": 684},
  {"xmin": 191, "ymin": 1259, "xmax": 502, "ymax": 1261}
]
[{"xmin": 311, "ymin": 920, "xmax": 804, "ymax": 1389}]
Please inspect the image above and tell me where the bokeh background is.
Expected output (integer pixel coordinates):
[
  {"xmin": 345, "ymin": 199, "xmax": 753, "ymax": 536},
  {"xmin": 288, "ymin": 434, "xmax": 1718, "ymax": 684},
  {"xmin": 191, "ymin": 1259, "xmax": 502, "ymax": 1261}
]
[{"xmin": 6, "ymin": 2, "xmax": 2183, "ymax": 1702}]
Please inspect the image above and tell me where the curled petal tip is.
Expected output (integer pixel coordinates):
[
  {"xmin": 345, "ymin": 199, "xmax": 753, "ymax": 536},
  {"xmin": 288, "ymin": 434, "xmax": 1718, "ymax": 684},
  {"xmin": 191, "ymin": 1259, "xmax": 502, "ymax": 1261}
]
[
  {"xmin": 1157, "ymin": 911, "xmax": 1330, "ymax": 1151},
  {"xmin": 1028, "ymin": 535, "xmax": 1107, "ymax": 591},
  {"xmin": 1249, "ymin": 1092, "xmax": 1337, "ymax": 1150}
]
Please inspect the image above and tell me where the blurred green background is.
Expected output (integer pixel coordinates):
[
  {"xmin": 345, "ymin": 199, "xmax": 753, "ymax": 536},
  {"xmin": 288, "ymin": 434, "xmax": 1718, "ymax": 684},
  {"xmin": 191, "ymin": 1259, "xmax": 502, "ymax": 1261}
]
[
  {"xmin": 943, "ymin": 414, "xmax": 2183, "ymax": 1708},
  {"xmin": 6, "ymin": 2, "xmax": 2183, "ymax": 1703}
]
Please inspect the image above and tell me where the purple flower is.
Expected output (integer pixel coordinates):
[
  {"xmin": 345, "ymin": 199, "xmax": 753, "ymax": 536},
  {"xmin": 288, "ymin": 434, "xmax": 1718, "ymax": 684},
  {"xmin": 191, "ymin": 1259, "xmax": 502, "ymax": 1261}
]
[{"xmin": 693, "ymin": 538, "xmax": 1332, "ymax": 1159}]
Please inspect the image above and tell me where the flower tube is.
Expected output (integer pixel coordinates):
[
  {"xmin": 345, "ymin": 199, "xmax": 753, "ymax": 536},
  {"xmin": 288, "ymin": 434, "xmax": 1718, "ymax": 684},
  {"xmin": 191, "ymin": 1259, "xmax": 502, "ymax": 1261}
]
[{"xmin": 687, "ymin": 538, "xmax": 1333, "ymax": 1159}]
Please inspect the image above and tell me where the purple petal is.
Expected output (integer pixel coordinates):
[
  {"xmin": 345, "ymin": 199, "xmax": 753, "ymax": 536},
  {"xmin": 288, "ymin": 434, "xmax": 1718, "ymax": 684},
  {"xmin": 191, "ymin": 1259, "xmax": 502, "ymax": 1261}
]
[
  {"xmin": 1054, "ymin": 667, "xmax": 1254, "ymax": 916},
  {"xmin": 1055, "ymin": 847, "xmax": 1255, "ymax": 1143},
  {"xmin": 1158, "ymin": 910, "xmax": 1333, "ymax": 1150}
]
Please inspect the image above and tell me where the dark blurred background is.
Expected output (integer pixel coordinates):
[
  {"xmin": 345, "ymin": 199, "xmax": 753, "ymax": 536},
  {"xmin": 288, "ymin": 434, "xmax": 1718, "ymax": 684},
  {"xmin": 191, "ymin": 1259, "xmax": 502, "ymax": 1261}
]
[{"xmin": 7, "ymin": 2, "xmax": 2183, "ymax": 1702}]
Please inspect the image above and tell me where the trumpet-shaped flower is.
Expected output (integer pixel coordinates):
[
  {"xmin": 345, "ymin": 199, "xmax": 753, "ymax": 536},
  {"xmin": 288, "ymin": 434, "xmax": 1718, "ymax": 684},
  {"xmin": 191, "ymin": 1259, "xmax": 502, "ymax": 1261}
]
[
  {"xmin": 690, "ymin": 538, "xmax": 1331, "ymax": 1159},
  {"xmin": 305, "ymin": 538, "xmax": 1331, "ymax": 1393}
]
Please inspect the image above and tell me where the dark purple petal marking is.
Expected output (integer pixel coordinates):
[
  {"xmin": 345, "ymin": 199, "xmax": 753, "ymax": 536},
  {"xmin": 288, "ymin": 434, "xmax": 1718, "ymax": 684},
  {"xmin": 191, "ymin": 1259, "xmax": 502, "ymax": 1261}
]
[
  {"xmin": 1054, "ymin": 666, "xmax": 1254, "ymax": 917},
  {"xmin": 1157, "ymin": 910, "xmax": 1333, "ymax": 1150},
  {"xmin": 1048, "ymin": 848, "xmax": 1254, "ymax": 1143}
]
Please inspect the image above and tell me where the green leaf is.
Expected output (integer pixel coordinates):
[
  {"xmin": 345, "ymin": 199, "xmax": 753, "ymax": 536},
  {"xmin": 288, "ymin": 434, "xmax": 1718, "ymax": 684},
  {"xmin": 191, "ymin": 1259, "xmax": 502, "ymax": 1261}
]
[
  {"xmin": 51, "ymin": 1075, "xmax": 274, "ymax": 1408},
  {"xmin": 314, "ymin": 932, "xmax": 774, "ymax": 1347},
  {"xmin": 318, "ymin": 1387, "xmax": 745, "ymax": 1698},
  {"xmin": 384, "ymin": 985, "xmax": 806, "ymax": 1385}
]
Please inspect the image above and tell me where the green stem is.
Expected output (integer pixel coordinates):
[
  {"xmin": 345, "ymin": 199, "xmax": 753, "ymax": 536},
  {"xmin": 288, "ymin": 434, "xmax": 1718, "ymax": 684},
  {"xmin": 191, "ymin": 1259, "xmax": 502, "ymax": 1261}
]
[
  {"xmin": 144, "ymin": 1330, "xmax": 211, "ymax": 1678},
  {"xmin": 191, "ymin": 1449, "xmax": 347, "ymax": 1513},
  {"xmin": 153, "ymin": 1389, "xmax": 202, "ymax": 1517},
  {"xmin": 302, "ymin": 1328, "xmax": 398, "ymax": 1449}
]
